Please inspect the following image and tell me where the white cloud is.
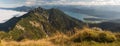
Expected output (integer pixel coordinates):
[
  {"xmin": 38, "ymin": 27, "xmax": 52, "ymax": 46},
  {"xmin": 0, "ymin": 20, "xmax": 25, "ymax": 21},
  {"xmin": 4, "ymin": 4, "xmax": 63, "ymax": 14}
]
[
  {"xmin": 70, "ymin": 0, "xmax": 118, "ymax": 5},
  {"xmin": 24, "ymin": 0, "xmax": 120, "ymax": 6},
  {"xmin": 25, "ymin": 0, "xmax": 37, "ymax": 6},
  {"xmin": 0, "ymin": 9, "xmax": 27, "ymax": 23}
]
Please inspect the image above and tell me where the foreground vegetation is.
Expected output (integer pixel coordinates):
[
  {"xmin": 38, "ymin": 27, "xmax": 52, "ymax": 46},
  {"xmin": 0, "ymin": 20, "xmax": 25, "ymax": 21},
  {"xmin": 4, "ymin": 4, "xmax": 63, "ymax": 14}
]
[
  {"xmin": 1, "ymin": 39, "xmax": 120, "ymax": 46},
  {"xmin": 0, "ymin": 27, "xmax": 120, "ymax": 46}
]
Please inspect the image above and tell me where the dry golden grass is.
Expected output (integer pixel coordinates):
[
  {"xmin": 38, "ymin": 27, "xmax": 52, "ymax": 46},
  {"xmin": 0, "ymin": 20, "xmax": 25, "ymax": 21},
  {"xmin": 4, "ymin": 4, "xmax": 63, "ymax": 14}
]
[
  {"xmin": 0, "ymin": 27, "xmax": 120, "ymax": 46},
  {"xmin": 0, "ymin": 32, "xmax": 69, "ymax": 46},
  {"xmin": 0, "ymin": 39, "xmax": 56, "ymax": 46}
]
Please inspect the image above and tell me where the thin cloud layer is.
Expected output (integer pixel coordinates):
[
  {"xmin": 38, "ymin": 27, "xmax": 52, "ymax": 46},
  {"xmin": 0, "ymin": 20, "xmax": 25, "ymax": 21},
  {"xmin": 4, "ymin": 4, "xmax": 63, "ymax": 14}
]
[
  {"xmin": 0, "ymin": 0, "xmax": 120, "ymax": 8},
  {"xmin": 25, "ymin": 0, "xmax": 120, "ymax": 6}
]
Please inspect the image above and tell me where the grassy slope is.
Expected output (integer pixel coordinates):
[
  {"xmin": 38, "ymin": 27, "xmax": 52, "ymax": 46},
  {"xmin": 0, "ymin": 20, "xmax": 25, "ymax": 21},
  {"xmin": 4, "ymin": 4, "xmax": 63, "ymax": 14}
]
[{"xmin": 0, "ymin": 27, "xmax": 120, "ymax": 46}]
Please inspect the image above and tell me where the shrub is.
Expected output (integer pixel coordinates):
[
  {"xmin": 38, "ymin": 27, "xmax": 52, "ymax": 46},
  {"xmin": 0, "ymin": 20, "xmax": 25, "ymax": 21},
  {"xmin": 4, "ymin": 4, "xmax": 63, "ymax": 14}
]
[
  {"xmin": 113, "ymin": 33, "xmax": 120, "ymax": 41},
  {"xmin": 71, "ymin": 28, "xmax": 116, "ymax": 42},
  {"xmin": 0, "ymin": 31, "xmax": 9, "ymax": 40},
  {"xmin": 97, "ymin": 31, "xmax": 116, "ymax": 42}
]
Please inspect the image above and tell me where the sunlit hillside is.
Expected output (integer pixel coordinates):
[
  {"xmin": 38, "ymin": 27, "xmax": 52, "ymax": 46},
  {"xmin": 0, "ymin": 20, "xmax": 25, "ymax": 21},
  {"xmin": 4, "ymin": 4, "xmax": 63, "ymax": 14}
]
[{"xmin": 0, "ymin": 27, "xmax": 120, "ymax": 46}]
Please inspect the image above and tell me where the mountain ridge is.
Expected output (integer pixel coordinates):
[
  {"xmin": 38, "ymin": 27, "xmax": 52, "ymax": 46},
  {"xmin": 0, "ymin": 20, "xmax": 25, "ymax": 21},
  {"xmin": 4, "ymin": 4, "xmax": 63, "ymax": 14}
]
[{"xmin": 0, "ymin": 7, "xmax": 85, "ymax": 40}]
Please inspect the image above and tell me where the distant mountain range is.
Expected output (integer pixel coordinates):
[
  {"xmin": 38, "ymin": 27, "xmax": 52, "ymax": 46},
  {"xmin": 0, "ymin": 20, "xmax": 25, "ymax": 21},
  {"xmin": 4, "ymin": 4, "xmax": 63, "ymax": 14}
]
[
  {"xmin": 90, "ymin": 22, "xmax": 120, "ymax": 32},
  {"xmin": 2, "ymin": 5, "xmax": 120, "ymax": 20},
  {"xmin": 1, "ymin": 5, "xmax": 120, "ymax": 19},
  {"xmin": 0, "ymin": 6, "xmax": 35, "ymax": 12}
]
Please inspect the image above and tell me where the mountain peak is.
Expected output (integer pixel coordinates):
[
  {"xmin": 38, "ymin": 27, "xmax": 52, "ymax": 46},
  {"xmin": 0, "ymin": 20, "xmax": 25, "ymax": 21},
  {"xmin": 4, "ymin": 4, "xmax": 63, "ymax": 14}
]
[
  {"xmin": 49, "ymin": 8, "xmax": 62, "ymax": 12},
  {"xmin": 30, "ymin": 7, "xmax": 46, "ymax": 13},
  {"xmin": 6, "ymin": 7, "xmax": 85, "ymax": 40}
]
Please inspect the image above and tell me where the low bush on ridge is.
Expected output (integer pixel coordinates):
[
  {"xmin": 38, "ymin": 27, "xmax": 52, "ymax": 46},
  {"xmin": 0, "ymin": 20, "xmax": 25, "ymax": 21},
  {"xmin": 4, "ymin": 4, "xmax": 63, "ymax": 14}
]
[{"xmin": 71, "ymin": 27, "xmax": 116, "ymax": 42}]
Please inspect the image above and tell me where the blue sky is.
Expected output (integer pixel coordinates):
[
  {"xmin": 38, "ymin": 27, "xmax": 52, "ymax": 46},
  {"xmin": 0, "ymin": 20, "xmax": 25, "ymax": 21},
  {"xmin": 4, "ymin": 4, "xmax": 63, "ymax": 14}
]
[{"xmin": 0, "ymin": 0, "xmax": 120, "ymax": 8}]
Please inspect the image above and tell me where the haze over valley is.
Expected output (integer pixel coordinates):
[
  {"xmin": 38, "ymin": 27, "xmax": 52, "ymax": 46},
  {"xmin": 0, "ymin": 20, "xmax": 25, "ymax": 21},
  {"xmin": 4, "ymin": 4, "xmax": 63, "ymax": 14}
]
[{"xmin": 1, "ymin": 5, "xmax": 120, "ymax": 23}]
